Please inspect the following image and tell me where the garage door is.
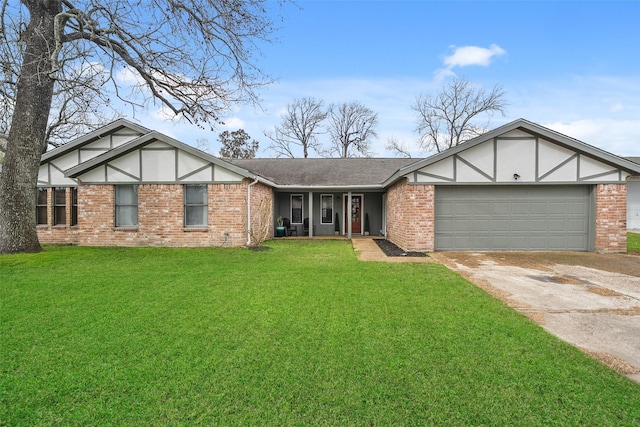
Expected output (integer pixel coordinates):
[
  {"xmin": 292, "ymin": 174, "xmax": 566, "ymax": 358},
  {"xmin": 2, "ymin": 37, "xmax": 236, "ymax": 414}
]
[{"xmin": 435, "ymin": 186, "xmax": 592, "ymax": 251}]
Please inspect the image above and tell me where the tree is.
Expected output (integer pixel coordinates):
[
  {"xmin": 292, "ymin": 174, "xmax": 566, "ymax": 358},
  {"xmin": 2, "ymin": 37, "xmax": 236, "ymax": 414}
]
[
  {"xmin": 264, "ymin": 97, "xmax": 326, "ymax": 158},
  {"xmin": 1, "ymin": 7, "xmax": 117, "ymax": 153},
  {"xmin": 412, "ymin": 77, "xmax": 507, "ymax": 153},
  {"xmin": 326, "ymin": 101, "xmax": 378, "ymax": 158},
  {"xmin": 218, "ymin": 130, "xmax": 259, "ymax": 159},
  {"xmin": 385, "ymin": 137, "xmax": 412, "ymax": 158},
  {"xmin": 0, "ymin": 0, "xmax": 280, "ymax": 253},
  {"xmin": 0, "ymin": 134, "xmax": 6, "ymax": 162}
]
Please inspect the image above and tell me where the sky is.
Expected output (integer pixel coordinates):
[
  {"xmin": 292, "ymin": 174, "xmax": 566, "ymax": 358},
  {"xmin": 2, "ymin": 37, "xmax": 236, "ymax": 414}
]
[{"xmin": 131, "ymin": 0, "xmax": 640, "ymax": 158}]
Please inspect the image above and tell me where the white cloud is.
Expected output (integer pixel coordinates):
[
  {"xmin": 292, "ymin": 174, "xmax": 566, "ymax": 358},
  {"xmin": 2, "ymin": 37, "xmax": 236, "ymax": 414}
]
[
  {"xmin": 610, "ymin": 102, "xmax": 624, "ymax": 113},
  {"xmin": 506, "ymin": 74, "xmax": 640, "ymax": 155},
  {"xmin": 544, "ymin": 119, "xmax": 640, "ymax": 156},
  {"xmin": 115, "ymin": 66, "xmax": 144, "ymax": 86},
  {"xmin": 443, "ymin": 44, "xmax": 506, "ymax": 68},
  {"xmin": 221, "ymin": 117, "xmax": 245, "ymax": 129},
  {"xmin": 152, "ymin": 107, "xmax": 183, "ymax": 121}
]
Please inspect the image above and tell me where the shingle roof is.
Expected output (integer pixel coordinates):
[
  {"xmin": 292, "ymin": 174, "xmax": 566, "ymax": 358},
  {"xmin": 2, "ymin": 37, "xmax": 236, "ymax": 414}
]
[
  {"xmin": 230, "ymin": 158, "xmax": 420, "ymax": 187},
  {"xmin": 627, "ymin": 157, "xmax": 640, "ymax": 165}
]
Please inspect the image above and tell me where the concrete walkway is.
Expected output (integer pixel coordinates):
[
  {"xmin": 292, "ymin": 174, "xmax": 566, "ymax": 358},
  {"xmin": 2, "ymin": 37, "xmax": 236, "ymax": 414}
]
[{"xmin": 351, "ymin": 237, "xmax": 434, "ymax": 263}]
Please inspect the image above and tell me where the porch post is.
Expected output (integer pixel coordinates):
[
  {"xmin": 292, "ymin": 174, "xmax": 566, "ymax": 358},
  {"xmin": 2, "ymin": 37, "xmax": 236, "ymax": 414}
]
[
  {"xmin": 308, "ymin": 191, "xmax": 313, "ymax": 238},
  {"xmin": 347, "ymin": 191, "xmax": 352, "ymax": 239},
  {"xmin": 382, "ymin": 193, "xmax": 387, "ymax": 237}
]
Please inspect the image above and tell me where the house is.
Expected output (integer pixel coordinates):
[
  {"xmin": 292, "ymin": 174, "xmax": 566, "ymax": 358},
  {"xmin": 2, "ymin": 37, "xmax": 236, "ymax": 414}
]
[
  {"xmin": 36, "ymin": 118, "xmax": 640, "ymax": 252},
  {"xmin": 628, "ymin": 157, "xmax": 640, "ymax": 230}
]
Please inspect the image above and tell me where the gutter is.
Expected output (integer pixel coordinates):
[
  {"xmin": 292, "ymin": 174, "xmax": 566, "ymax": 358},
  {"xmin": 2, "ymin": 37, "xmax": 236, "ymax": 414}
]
[{"xmin": 270, "ymin": 184, "xmax": 384, "ymax": 191}]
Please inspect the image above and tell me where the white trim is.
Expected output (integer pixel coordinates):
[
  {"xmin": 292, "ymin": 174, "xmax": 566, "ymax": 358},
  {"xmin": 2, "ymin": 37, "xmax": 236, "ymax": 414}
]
[
  {"xmin": 183, "ymin": 184, "xmax": 208, "ymax": 228},
  {"xmin": 343, "ymin": 193, "xmax": 364, "ymax": 236}
]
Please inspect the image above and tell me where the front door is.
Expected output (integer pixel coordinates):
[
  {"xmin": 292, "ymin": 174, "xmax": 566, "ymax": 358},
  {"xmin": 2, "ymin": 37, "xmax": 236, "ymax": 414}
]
[{"xmin": 344, "ymin": 195, "xmax": 362, "ymax": 234}]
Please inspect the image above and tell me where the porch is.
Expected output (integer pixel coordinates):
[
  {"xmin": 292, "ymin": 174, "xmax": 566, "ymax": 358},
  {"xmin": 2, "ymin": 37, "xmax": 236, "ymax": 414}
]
[{"xmin": 272, "ymin": 190, "xmax": 387, "ymax": 238}]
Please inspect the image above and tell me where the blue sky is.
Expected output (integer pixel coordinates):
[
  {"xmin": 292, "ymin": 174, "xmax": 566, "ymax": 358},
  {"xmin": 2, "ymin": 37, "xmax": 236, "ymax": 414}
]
[{"xmin": 136, "ymin": 1, "xmax": 640, "ymax": 157}]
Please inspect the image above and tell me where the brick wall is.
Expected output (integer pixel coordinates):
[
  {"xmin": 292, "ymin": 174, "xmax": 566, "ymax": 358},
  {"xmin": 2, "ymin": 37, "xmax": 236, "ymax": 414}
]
[
  {"xmin": 386, "ymin": 178, "xmax": 435, "ymax": 252},
  {"xmin": 76, "ymin": 180, "xmax": 270, "ymax": 247},
  {"xmin": 38, "ymin": 179, "xmax": 629, "ymax": 252},
  {"xmin": 595, "ymin": 183, "xmax": 627, "ymax": 253},
  {"xmin": 248, "ymin": 181, "xmax": 274, "ymax": 246},
  {"xmin": 37, "ymin": 187, "xmax": 79, "ymax": 244}
]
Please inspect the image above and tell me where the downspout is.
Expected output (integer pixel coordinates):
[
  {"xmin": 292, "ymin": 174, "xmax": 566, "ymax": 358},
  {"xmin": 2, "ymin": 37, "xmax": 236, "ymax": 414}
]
[{"xmin": 246, "ymin": 177, "xmax": 259, "ymax": 246}]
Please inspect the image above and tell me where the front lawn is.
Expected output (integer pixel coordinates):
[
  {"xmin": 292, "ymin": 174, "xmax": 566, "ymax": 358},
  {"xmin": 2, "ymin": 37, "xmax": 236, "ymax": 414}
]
[
  {"xmin": 2, "ymin": 241, "xmax": 639, "ymax": 425},
  {"xmin": 629, "ymin": 232, "xmax": 640, "ymax": 253}
]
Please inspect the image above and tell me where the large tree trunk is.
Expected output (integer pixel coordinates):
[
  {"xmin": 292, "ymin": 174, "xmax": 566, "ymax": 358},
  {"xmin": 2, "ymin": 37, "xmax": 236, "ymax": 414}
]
[{"xmin": 0, "ymin": 1, "xmax": 59, "ymax": 254}]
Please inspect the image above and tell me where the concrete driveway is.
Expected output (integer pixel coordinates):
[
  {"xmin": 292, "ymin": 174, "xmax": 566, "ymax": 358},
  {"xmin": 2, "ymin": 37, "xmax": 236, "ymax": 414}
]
[{"xmin": 431, "ymin": 251, "xmax": 640, "ymax": 383}]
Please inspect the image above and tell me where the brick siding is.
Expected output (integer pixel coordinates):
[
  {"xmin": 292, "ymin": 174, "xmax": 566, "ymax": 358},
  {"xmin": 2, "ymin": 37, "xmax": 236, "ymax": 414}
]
[
  {"xmin": 248, "ymin": 181, "xmax": 274, "ymax": 246},
  {"xmin": 37, "ymin": 179, "xmax": 273, "ymax": 248},
  {"xmin": 595, "ymin": 183, "xmax": 627, "ymax": 253},
  {"xmin": 386, "ymin": 178, "xmax": 435, "ymax": 252},
  {"xmin": 37, "ymin": 179, "xmax": 628, "ymax": 252},
  {"xmin": 36, "ymin": 187, "xmax": 79, "ymax": 244}
]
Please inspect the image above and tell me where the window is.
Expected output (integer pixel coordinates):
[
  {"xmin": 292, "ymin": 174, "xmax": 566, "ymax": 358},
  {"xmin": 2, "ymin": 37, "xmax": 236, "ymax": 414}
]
[
  {"xmin": 321, "ymin": 195, "xmax": 333, "ymax": 224},
  {"xmin": 291, "ymin": 194, "xmax": 303, "ymax": 224},
  {"xmin": 184, "ymin": 184, "xmax": 208, "ymax": 227},
  {"xmin": 54, "ymin": 187, "xmax": 66, "ymax": 225},
  {"xmin": 36, "ymin": 188, "xmax": 48, "ymax": 225},
  {"xmin": 71, "ymin": 187, "xmax": 78, "ymax": 226},
  {"xmin": 115, "ymin": 185, "xmax": 138, "ymax": 227}
]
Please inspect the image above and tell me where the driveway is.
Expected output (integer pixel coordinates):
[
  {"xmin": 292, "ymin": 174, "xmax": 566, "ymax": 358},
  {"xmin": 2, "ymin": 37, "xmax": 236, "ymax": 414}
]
[{"xmin": 430, "ymin": 251, "xmax": 640, "ymax": 383}]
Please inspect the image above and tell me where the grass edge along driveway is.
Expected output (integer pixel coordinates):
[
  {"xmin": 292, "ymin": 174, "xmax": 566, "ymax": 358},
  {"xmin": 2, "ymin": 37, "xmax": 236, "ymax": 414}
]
[{"xmin": 2, "ymin": 240, "xmax": 639, "ymax": 425}]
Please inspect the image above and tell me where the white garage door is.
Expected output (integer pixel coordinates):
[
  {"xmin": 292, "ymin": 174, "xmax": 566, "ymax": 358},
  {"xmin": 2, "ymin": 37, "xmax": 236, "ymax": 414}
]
[{"xmin": 435, "ymin": 185, "xmax": 592, "ymax": 251}]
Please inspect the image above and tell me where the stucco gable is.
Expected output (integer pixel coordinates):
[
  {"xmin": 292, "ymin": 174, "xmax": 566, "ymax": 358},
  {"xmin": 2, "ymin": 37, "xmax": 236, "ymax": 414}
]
[
  {"xmin": 385, "ymin": 119, "xmax": 640, "ymax": 186},
  {"xmin": 41, "ymin": 119, "xmax": 150, "ymax": 163},
  {"xmin": 65, "ymin": 131, "xmax": 254, "ymax": 184},
  {"xmin": 37, "ymin": 119, "xmax": 150, "ymax": 186}
]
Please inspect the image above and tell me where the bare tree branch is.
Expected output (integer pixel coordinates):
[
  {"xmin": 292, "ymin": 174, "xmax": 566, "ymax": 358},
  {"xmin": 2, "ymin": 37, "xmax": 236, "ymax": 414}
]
[
  {"xmin": 385, "ymin": 137, "xmax": 412, "ymax": 158},
  {"xmin": 413, "ymin": 76, "xmax": 507, "ymax": 153},
  {"xmin": 326, "ymin": 101, "xmax": 378, "ymax": 158},
  {"xmin": 0, "ymin": 0, "xmax": 283, "ymax": 253},
  {"xmin": 264, "ymin": 97, "xmax": 326, "ymax": 158}
]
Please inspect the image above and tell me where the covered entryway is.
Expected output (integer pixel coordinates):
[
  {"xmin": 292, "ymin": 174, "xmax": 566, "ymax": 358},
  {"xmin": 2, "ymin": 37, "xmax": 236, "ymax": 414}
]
[
  {"xmin": 434, "ymin": 185, "xmax": 593, "ymax": 251},
  {"xmin": 344, "ymin": 194, "xmax": 363, "ymax": 235}
]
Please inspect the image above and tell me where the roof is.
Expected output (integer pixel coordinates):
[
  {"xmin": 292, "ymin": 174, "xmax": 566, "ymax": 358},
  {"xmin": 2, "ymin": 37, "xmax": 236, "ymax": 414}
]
[
  {"xmin": 627, "ymin": 157, "xmax": 640, "ymax": 165},
  {"xmin": 38, "ymin": 117, "xmax": 638, "ymax": 188},
  {"xmin": 230, "ymin": 158, "xmax": 420, "ymax": 188}
]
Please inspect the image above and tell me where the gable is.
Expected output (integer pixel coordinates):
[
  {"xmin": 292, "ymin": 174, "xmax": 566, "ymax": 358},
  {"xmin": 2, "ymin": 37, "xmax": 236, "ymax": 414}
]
[
  {"xmin": 398, "ymin": 120, "xmax": 639, "ymax": 185},
  {"xmin": 67, "ymin": 133, "xmax": 248, "ymax": 184},
  {"xmin": 38, "ymin": 120, "xmax": 147, "ymax": 186}
]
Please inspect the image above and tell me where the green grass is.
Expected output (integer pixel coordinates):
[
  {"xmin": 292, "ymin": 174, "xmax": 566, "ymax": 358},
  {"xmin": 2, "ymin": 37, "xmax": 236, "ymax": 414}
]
[
  {"xmin": 629, "ymin": 232, "xmax": 640, "ymax": 253},
  {"xmin": 2, "ymin": 241, "xmax": 639, "ymax": 425}
]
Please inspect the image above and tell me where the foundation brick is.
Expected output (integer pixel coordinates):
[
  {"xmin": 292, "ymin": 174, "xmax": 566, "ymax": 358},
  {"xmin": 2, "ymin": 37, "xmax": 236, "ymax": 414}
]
[
  {"xmin": 595, "ymin": 183, "xmax": 627, "ymax": 253},
  {"xmin": 386, "ymin": 179, "xmax": 434, "ymax": 252}
]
